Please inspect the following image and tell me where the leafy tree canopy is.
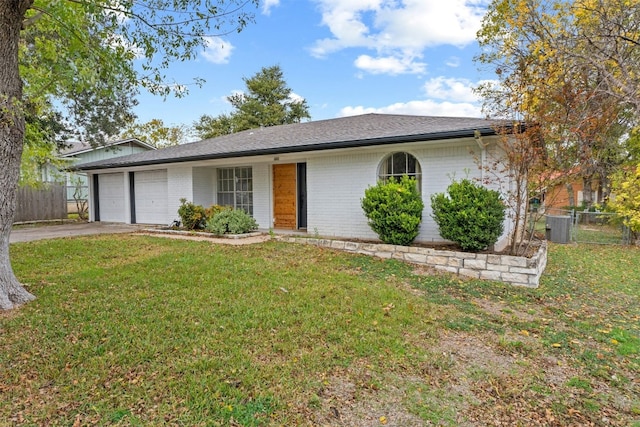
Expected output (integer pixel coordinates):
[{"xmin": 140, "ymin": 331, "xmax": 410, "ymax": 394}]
[
  {"xmin": 0, "ymin": 0, "xmax": 258, "ymax": 310},
  {"xmin": 121, "ymin": 119, "xmax": 191, "ymax": 148},
  {"xmin": 193, "ymin": 65, "xmax": 311, "ymax": 139},
  {"xmin": 475, "ymin": 0, "xmax": 639, "ymax": 223}
]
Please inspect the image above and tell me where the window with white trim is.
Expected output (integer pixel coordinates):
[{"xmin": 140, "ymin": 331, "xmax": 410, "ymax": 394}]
[
  {"xmin": 217, "ymin": 167, "xmax": 253, "ymax": 214},
  {"xmin": 378, "ymin": 152, "xmax": 422, "ymax": 191}
]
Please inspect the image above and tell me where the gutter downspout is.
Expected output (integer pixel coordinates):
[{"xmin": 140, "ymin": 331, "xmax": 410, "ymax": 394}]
[{"xmin": 474, "ymin": 130, "xmax": 489, "ymax": 183}]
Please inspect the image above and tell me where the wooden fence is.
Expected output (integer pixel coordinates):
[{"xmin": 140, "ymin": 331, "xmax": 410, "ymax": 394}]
[{"xmin": 15, "ymin": 184, "xmax": 67, "ymax": 223}]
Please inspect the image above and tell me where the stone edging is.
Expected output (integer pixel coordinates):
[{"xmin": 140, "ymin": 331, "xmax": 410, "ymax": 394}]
[
  {"xmin": 278, "ymin": 237, "xmax": 547, "ymax": 288},
  {"xmin": 142, "ymin": 228, "xmax": 263, "ymax": 240}
]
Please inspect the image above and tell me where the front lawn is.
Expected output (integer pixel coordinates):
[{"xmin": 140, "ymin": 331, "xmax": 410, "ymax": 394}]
[{"xmin": 2, "ymin": 236, "xmax": 639, "ymax": 426}]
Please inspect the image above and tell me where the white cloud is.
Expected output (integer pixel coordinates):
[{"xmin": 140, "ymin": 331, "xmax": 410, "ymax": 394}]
[
  {"xmin": 310, "ymin": 0, "xmax": 488, "ymax": 75},
  {"xmin": 446, "ymin": 56, "xmax": 461, "ymax": 68},
  {"xmin": 289, "ymin": 92, "xmax": 305, "ymax": 103},
  {"xmin": 201, "ymin": 37, "xmax": 234, "ymax": 64},
  {"xmin": 262, "ymin": 0, "xmax": 280, "ymax": 15},
  {"xmin": 423, "ymin": 76, "xmax": 479, "ymax": 102},
  {"xmin": 338, "ymin": 75, "xmax": 492, "ymax": 117},
  {"xmin": 354, "ymin": 53, "xmax": 426, "ymax": 75},
  {"xmin": 339, "ymin": 100, "xmax": 483, "ymax": 118}
]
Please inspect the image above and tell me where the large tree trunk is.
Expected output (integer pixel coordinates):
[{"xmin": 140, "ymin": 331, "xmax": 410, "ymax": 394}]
[{"xmin": 0, "ymin": 0, "xmax": 36, "ymax": 310}]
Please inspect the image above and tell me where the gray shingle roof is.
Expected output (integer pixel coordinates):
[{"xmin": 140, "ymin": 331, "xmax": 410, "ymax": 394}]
[
  {"xmin": 74, "ymin": 114, "xmax": 506, "ymax": 171},
  {"xmin": 61, "ymin": 138, "xmax": 155, "ymax": 157}
]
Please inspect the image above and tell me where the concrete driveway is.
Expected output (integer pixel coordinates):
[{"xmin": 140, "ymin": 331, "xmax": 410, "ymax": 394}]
[{"xmin": 9, "ymin": 222, "xmax": 143, "ymax": 243}]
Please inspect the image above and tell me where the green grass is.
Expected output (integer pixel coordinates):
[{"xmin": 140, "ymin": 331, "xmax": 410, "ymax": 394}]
[{"xmin": 2, "ymin": 236, "xmax": 639, "ymax": 426}]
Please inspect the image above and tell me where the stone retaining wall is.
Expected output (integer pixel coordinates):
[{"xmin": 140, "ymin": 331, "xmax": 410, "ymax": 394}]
[{"xmin": 279, "ymin": 237, "xmax": 547, "ymax": 288}]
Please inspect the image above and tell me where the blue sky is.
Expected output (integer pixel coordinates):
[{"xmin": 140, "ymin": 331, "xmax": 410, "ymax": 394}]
[{"xmin": 134, "ymin": 0, "xmax": 495, "ymax": 128}]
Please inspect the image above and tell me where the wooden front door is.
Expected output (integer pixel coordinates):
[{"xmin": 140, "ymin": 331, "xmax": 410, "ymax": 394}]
[{"xmin": 273, "ymin": 164, "xmax": 297, "ymax": 229}]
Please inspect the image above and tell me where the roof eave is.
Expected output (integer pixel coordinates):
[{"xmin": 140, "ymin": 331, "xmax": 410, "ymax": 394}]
[
  {"xmin": 61, "ymin": 138, "xmax": 156, "ymax": 158},
  {"xmin": 74, "ymin": 126, "xmax": 501, "ymax": 172}
]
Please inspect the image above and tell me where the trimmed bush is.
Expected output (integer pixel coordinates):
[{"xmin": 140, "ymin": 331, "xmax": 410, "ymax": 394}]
[
  {"xmin": 177, "ymin": 198, "xmax": 207, "ymax": 230},
  {"xmin": 206, "ymin": 209, "xmax": 258, "ymax": 235},
  {"xmin": 431, "ymin": 179, "xmax": 505, "ymax": 252},
  {"xmin": 361, "ymin": 175, "xmax": 424, "ymax": 246}
]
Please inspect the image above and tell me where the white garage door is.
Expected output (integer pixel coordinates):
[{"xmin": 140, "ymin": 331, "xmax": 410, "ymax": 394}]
[
  {"xmin": 134, "ymin": 170, "xmax": 168, "ymax": 224},
  {"xmin": 98, "ymin": 173, "xmax": 126, "ymax": 222}
]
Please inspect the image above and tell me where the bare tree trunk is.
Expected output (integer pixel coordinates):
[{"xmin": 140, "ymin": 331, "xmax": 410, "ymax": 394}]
[{"xmin": 0, "ymin": 1, "xmax": 36, "ymax": 310}]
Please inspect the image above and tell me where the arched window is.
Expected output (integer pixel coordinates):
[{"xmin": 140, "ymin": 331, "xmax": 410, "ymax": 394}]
[{"xmin": 378, "ymin": 152, "xmax": 422, "ymax": 190}]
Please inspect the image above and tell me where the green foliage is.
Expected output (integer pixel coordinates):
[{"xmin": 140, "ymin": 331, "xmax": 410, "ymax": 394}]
[
  {"xmin": 431, "ymin": 179, "xmax": 505, "ymax": 252},
  {"xmin": 205, "ymin": 209, "xmax": 258, "ymax": 235},
  {"xmin": 361, "ymin": 176, "xmax": 424, "ymax": 246},
  {"xmin": 193, "ymin": 65, "xmax": 311, "ymax": 139},
  {"xmin": 624, "ymin": 127, "xmax": 640, "ymax": 165},
  {"xmin": 15, "ymin": 0, "xmax": 257, "ymax": 182},
  {"xmin": 193, "ymin": 113, "xmax": 236, "ymax": 139},
  {"xmin": 177, "ymin": 198, "xmax": 207, "ymax": 230}
]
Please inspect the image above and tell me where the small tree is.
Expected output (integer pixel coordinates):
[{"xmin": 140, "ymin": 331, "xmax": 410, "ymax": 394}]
[
  {"xmin": 177, "ymin": 199, "xmax": 207, "ymax": 230},
  {"xmin": 71, "ymin": 176, "xmax": 88, "ymax": 220},
  {"xmin": 431, "ymin": 179, "xmax": 505, "ymax": 252},
  {"xmin": 361, "ymin": 176, "xmax": 424, "ymax": 246}
]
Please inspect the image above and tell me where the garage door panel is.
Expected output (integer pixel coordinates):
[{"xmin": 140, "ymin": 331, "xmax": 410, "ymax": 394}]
[
  {"xmin": 98, "ymin": 173, "xmax": 125, "ymax": 222},
  {"xmin": 134, "ymin": 170, "xmax": 167, "ymax": 224}
]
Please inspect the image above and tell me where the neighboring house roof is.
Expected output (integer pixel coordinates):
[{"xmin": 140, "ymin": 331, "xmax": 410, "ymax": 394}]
[
  {"xmin": 74, "ymin": 114, "xmax": 510, "ymax": 171},
  {"xmin": 61, "ymin": 138, "xmax": 156, "ymax": 158}
]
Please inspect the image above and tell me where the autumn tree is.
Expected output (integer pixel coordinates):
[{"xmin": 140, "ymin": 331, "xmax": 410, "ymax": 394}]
[
  {"xmin": 193, "ymin": 65, "xmax": 310, "ymax": 139},
  {"xmin": 0, "ymin": 0, "xmax": 258, "ymax": 310},
  {"xmin": 121, "ymin": 119, "xmax": 190, "ymax": 148},
  {"xmin": 565, "ymin": 0, "xmax": 640, "ymax": 114},
  {"xmin": 476, "ymin": 0, "xmax": 639, "ymax": 246},
  {"xmin": 608, "ymin": 164, "xmax": 640, "ymax": 240}
]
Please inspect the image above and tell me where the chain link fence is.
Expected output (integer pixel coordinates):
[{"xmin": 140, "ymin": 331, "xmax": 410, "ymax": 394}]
[{"xmin": 541, "ymin": 208, "xmax": 632, "ymax": 245}]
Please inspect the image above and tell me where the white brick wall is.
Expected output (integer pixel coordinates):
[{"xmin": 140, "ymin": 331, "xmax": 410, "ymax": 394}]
[
  {"xmin": 167, "ymin": 167, "xmax": 193, "ymax": 224},
  {"xmin": 307, "ymin": 152, "xmax": 380, "ymax": 239},
  {"xmin": 192, "ymin": 167, "xmax": 214, "ymax": 207},
  {"xmin": 89, "ymin": 135, "xmax": 514, "ymax": 243},
  {"xmin": 305, "ymin": 140, "xmax": 504, "ymax": 244}
]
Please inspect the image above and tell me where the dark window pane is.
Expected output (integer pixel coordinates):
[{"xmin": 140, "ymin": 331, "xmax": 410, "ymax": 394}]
[
  {"xmin": 392, "ymin": 153, "xmax": 406, "ymax": 175},
  {"xmin": 407, "ymin": 154, "xmax": 416, "ymax": 174}
]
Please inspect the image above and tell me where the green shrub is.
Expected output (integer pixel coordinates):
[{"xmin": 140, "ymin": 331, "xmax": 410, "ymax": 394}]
[
  {"xmin": 431, "ymin": 179, "xmax": 505, "ymax": 252},
  {"xmin": 361, "ymin": 175, "xmax": 424, "ymax": 246},
  {"xmin": 177, "ymin": 198, "xmax": 207, "ymax": 230},
  {"xmin": 206, "ymin": 209, "xmax": 258, "ymax": 235}
]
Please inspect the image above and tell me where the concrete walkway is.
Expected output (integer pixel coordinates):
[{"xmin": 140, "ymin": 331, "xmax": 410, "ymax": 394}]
[{"xmin": 9, "ymin": 222, "xmax": 142, "ymax": 243}]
